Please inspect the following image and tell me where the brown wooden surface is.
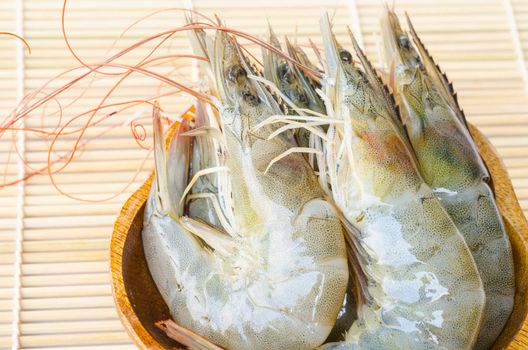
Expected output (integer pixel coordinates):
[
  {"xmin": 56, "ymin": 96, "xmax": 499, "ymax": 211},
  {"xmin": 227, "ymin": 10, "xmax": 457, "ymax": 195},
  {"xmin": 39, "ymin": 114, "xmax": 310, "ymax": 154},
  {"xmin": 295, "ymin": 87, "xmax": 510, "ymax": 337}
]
[{"xmin": 110, "ymin": 122, "xmax": 528, "ymax": 350}]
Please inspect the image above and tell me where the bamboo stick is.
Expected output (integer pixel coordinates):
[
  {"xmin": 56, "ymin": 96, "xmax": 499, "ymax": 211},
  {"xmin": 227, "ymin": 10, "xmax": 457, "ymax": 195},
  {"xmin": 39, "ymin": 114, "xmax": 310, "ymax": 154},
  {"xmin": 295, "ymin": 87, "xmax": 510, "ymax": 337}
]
[
  {"xmin": 23, "ymin": 227, "xmax": 114, "ymax": 240},
  {"xmin": 22, "ymin": 250, "xmax": 109, "ymax": 264},
  {"xmin": 1, "ymin": 261, "xmax": 108, "ymax": 276},
  {"xmin": 19, "ymin": 331, "xmax": 131, "ymax": 348},
  {"xmin": 0, "ymin": 311, "xmax": 12, "ymax": 323},
  {"xmin": 24, "ymin": 181, "xmax": 145, "ymax": 196},
  {"xmin": 21, "ymin": 295, "xmax": 114, "ymax": 310},
  {"xmin": 22, "ymin": 285, "xmax": 111, "ymax": 299},
  {"xmin": 24, "ymin": 204, "xmax": 124, "ymax": 217},
  {"xmin": 20, "ymin": 320, "xmax": 124, "ymax": 334},
  {"xmin": 22, "ymin": 240, "xmax": 109, "ymax": 253},
  {"xmin": 20, "ymin": 307, "xmax": 119, "ymax": 322},
  {"xmin": 0, "ymin": 336, "xmax": 11, "ymax": 348},
  {"xmin": 18, "ymin": 284, "xmax": 110, "ymax": 299},
  {"xmin": 0, "ymin": 299, "xmax": 13, "ymax": 311},
  {"xmin": 31, "ymin": 345, "xmax": 136, "ymax": 350},
  {"xmin": 0, "ymin": 254, "xmax": 14, "ymax": 265},
  {"xmin": 23, "ymin": 192, "xmax": 131, "ymax": 205},
  {"xmin": 26, "ymin": 172, "xmax": 150, "ymax": 185}
]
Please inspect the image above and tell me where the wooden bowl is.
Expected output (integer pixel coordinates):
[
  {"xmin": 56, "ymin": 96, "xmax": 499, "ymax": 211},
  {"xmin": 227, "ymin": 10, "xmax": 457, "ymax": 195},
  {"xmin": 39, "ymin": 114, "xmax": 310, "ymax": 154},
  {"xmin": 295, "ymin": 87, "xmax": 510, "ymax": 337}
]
[{"xmin": 110, "ymin": 121, "xmax": 528, "ymax": 350}]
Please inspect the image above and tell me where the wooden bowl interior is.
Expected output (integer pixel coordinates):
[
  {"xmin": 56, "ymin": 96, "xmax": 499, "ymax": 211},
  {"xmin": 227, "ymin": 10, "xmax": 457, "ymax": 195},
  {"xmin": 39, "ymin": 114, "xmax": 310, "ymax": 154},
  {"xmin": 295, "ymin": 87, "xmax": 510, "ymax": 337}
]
[
  {"xmin": 124, "ymin": 201, "xmax": 182, "ymax": 348},
  {"xmin": 111, "ymin": 123, "xmax": 528, "ymax": 350}
]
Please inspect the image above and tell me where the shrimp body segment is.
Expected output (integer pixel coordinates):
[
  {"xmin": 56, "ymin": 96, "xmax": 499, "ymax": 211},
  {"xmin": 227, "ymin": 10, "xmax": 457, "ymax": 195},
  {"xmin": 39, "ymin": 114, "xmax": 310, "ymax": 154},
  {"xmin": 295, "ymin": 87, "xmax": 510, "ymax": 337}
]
[
  {"xmin": 381, "ymin": 10, "xmax": 515, "ymax": 349},
  {"xmin": 317, "ymin": 13, "xmax": 485, "ymax": 350},
  {"xmin": 142, "ymin": 31, "xmax": 349, "ymax": 350}
]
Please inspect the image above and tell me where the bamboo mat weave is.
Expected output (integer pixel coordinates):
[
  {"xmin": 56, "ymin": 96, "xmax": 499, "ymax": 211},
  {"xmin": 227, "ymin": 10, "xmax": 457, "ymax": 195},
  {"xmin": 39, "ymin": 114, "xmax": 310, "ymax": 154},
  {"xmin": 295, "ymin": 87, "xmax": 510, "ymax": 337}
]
[{"xmin": 0, "ymin": 0, "xmax": 527, "ymax": 348}]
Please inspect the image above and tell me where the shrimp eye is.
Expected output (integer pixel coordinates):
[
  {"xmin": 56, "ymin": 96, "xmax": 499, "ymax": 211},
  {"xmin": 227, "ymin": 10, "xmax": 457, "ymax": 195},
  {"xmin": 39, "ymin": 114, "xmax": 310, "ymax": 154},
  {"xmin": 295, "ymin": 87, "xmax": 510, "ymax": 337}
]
[
  {"xmin": 227, "ymin": 64, "xmax": 247, "ymax": 84},
  {"xmin": 278, "ymin": 64, "xmax": 294, "ymax": 84},
  {"xmin": 242, "ymin": 90, "xmax": 259, "ymax": 104},
  {"xmin": 339, "ymin": 49, "xmax": 352, "ymax": 63},
  {"xmin": 398, "ymin": 36, "xmax": 411, "ymax": 50},
  {"xmin": 277, "ymin": 64, "xmax": 289, "ymax": 80},
  {"xmin": 298, "ymin": 92, "xmax": 307, "ymax": 104}
]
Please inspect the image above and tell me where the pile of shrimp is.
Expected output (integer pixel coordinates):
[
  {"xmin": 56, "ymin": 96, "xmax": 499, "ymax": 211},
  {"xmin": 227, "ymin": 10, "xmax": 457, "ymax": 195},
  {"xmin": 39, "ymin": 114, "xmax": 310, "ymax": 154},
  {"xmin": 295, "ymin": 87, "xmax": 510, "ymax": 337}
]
[
  {"xmin": 140, "ymin": 8, "xmax": 515, "ymax": 350},
  {"xmin": 0, "ymin": 4, "xmax": 515, "ymax": 350}
]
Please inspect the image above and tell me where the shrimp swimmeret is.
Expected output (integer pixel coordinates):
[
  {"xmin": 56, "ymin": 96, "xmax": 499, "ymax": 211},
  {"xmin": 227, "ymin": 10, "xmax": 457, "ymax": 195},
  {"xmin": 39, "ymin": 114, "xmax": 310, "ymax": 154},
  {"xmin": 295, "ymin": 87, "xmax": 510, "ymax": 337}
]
[
  {"xmin": 294, "ymin": 13, "xmax": 485, "ymax": 349},
  {"xmin": 142, "ymin": 30, "xmax": 349, "ymax": 350}
]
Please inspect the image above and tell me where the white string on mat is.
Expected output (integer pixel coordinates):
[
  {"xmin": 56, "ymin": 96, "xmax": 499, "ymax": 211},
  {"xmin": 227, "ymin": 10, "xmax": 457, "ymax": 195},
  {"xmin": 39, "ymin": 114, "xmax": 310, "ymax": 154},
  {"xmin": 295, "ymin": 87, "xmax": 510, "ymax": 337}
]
[
  {"xmin": 11, "ymin": 0, "xmax": 25, "ymax": 348},
  {"xmin": 503, "ymin": 0, "xmax": 528, "ymax": 93}
]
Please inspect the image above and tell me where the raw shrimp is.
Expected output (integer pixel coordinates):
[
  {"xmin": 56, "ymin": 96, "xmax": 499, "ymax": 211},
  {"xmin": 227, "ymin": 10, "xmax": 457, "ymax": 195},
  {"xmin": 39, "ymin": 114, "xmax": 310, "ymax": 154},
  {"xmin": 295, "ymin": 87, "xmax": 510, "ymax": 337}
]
[
  {"xmin": 142, "ymin": 30, "xmax": 349, "ymax": 350},
  {"xmin": 307, "ymin": 13, "xmax": 485, "ymax": 349},
  {"xmin": 381, "ymin": 10, "xmax": 515, "ymax": 349},
  {"xmin": 262, "ymin": 30, "xmax": 358, "ymax": 341}
]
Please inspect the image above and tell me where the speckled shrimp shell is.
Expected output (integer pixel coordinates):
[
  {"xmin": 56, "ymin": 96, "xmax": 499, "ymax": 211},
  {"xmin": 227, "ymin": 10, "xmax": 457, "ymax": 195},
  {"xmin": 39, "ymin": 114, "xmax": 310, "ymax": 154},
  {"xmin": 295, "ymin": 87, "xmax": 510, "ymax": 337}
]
[
  {"xmin": 381, "ymin": 9, "xmax": 515, "ymax": 350},
  {"xmin": 313, "ymin": 12, "xmax": 485, "ymax": 350},
  {"xmin": 141, "ymin": 28, "xmax": 349, "ymax": 349},
  {"xmin": 262, "ymin": 31, "xmax": 359, "ymax": 341}
]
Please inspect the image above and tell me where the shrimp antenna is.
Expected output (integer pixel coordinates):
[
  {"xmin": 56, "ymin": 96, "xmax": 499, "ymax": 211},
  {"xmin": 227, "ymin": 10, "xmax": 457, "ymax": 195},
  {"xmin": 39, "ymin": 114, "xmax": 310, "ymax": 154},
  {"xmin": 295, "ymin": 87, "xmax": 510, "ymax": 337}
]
[
  {"xmin": 0, "ymin": 32, "xmax": 31, "ymax": 53},
  {"xmin": 308, "ymin": 38, "xmax": 324, "ymax": 69}
]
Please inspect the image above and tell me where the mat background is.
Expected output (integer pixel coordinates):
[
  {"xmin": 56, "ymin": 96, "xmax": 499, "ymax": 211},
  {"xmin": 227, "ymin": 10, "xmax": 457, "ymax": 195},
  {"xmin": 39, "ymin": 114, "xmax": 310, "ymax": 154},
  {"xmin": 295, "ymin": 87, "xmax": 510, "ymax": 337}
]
[{"xmin": 0, "ymin": 0, "xmax": 527, "ymax": 349}]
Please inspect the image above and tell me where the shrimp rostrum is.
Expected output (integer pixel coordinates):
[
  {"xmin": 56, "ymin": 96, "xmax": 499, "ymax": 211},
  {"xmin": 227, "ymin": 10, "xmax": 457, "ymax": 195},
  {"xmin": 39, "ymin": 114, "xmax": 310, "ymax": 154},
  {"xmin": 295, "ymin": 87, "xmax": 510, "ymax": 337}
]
[
  {"xmin": 142, "ymin": 29, "xmax": 349, "ymax": 350},
  {"xmin": 304, "ymin": 13, "xmax": 485, "ymax": 349},
  {"xmin": 381, "ymin": 10, "xmax": 515, "ymax": 349}
]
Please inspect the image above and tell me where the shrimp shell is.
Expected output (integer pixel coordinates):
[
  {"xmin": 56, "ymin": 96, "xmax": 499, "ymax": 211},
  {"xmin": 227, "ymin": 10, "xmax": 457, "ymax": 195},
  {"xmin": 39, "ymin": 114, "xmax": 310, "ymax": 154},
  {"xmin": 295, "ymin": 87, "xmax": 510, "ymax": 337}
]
[
  {"xmin": 316, "ymin": 12, "xmax": 485, "ymax": 349},
  {"xmin": 142, "ymin": 29, "xmax": 349, "ymax": 349},
  {"xmin": 381, "ymin": 10, "xmax": 515, "ymax": 349}
]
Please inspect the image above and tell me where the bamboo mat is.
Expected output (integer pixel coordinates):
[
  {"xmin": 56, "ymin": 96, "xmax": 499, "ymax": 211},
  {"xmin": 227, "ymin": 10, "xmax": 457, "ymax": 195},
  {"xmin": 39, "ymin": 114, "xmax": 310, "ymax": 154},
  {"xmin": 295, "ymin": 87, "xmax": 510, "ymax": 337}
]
[{"xmin": 0, "ymin": 0, "xmax": 526, "ymax": 349}]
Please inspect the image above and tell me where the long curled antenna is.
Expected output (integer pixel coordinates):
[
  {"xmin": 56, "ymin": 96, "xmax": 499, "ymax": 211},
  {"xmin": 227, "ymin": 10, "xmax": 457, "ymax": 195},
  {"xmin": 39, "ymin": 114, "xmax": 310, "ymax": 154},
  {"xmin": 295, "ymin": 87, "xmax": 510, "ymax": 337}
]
[{"xmin": 0, "ymin": 31, "xmax": 31, "ymax": 53}]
